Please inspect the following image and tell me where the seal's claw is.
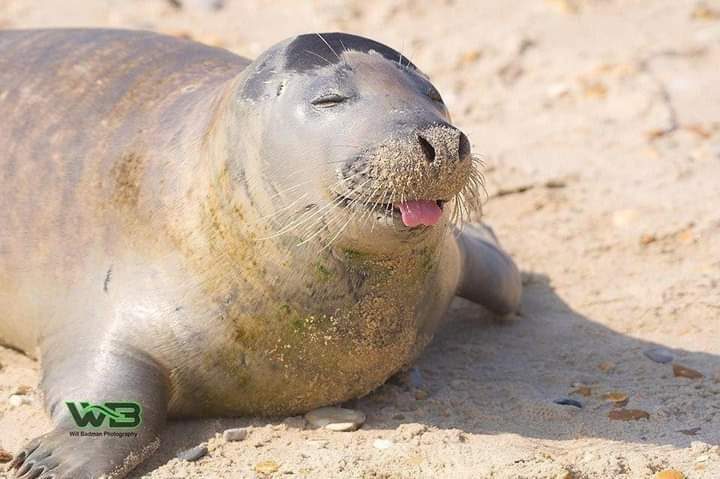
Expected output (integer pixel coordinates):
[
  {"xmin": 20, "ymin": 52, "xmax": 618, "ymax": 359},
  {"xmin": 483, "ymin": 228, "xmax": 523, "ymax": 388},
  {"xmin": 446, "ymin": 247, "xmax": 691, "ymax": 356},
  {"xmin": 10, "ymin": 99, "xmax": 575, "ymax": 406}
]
[
  {"xmin": 11, "ymin": 429, "xmax": 107, "ymax": 479},
  {"xmin": 12, "ymin": 434, "xmax": 62, "ymax": 479},
  {"xmin": 10, "ymin": 438, "xmax": 37, "ymax": 472}
]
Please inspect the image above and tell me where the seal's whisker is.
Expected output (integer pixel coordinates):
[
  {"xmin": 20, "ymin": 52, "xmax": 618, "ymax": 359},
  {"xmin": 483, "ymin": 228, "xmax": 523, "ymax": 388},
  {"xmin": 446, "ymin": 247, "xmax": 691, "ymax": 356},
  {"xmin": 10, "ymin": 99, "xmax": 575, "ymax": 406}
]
[
  {"xmin": 254, "ymin": 192, "xmax": 309, "ymax": 222},
  {"xmin": 251, "ymin": 166, "xmax": 366, "ymax": 227},
  {"xmin": 318, "ymin": 190, "xmax": 372, "ymax": 251},
  {"xmin": 356, "ymin": 184, "xmax": 382, "ymax": 228},
  {"xmin": 273, "ymin": 195, "xmax": 344, "ymax": 236},
  {"xmin": 326, "ymin": 165, "xmax": 371, "ymax": 191},
  {"xmin": 296, "ymin": 209, "xmax": 346, "ymax": 246},
  {"xmin": 268, "ymin": 180, "xmax": 314, "ymax": 200},
  {"xmin": 299, "ymin": 180, "xmax": 373, "ymax": 247},
  {"xmin": 318, "ymin": 213, "xmax": 353, "ymax": 252},
  {"xmin": 329, "ymin": 143, "xmax": 363, "ymax": 149},
  {"xmin": 316, "ymin": 33, "xmax": 341, "ymax": 61},
  {"xmin": 276, "ymin": 176, "xmax": 373, "ymax": 241},
  {"xmin": 267, "ymin": 166, "xmax": 370, "ymax": 228},
  {"xmin": 371, "ymin": 186, "xmax": 391, "ymax": 232},
  {"xmin": 303, "ymin": 49, "xmax": 334, "ymax": 66}
]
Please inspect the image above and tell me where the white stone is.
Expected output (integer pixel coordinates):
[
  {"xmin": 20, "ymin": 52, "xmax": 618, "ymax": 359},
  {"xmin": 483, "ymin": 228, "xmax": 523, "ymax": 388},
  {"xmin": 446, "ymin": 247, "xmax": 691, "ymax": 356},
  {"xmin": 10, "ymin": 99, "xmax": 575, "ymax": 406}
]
[
  {"xmin": 373, "ymin": 439, "xmax": 394, "ymax": 450},
  {"xmin": 7, "ymin": 394, "xmax": 31, "ymax": 407},
  {"xmin": 305, "ymin": 407, "xmax": 365, "ymax": 432},
  {"xmin": 222, "ymin": 428, "xmax": 248, "ymax": 442}
]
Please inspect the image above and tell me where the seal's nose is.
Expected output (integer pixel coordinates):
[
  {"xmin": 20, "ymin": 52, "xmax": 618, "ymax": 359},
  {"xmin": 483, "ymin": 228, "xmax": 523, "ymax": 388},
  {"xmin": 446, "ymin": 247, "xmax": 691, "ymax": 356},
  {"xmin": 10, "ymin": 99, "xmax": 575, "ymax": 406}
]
[
  {"xmin": 417, "ymin": 133, "xmax": 437, "ymax": 163},
  {"xmin": 458, "ymin": 131, "xmax": 471, "ymax": 160},
  {"xmin": 415, "ymin": 125, "xmax": 471, "ymax": 164}
]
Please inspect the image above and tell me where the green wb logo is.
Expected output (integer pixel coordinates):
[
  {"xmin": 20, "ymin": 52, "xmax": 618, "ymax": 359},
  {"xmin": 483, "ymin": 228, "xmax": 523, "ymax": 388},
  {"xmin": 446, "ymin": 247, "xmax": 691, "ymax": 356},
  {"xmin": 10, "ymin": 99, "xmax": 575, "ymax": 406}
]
[{"xmin": 65, "ymin": 401, "xmax": 143, "ymax": 428}]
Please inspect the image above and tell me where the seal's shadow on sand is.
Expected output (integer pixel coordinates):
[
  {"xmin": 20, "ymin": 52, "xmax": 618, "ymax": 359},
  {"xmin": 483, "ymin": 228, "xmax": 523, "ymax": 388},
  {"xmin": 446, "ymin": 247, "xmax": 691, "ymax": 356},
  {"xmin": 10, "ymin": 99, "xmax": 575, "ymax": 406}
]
[{"xmin": 133, "ymin": 273, "xmax": 720, "ymax": 476}]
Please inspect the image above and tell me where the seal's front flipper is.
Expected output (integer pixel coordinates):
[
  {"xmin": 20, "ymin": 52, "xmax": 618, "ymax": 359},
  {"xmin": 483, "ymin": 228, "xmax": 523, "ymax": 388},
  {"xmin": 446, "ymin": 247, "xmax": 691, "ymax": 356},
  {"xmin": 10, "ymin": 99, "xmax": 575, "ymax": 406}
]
[
  {"xmin": 456, "ymin": 223, "xmax": 522, "ymax": 316},
  {"xmin": 11, "ymin": 345, "xmax": 168, "ymax": 479}
]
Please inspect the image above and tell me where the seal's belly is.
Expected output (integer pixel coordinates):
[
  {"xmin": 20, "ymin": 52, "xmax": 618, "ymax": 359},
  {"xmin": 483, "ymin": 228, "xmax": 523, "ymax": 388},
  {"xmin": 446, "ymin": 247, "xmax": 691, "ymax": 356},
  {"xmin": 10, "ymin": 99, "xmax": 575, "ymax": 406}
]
[{"xmin": 177, "ymin": 238, "xmax": 461, "ymax": 417}]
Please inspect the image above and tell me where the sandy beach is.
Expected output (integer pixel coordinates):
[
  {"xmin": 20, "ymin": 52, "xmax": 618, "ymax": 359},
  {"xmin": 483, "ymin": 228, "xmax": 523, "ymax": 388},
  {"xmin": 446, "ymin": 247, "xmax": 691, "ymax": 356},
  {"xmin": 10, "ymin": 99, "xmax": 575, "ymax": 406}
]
[{"xmin": 1, "ymin": 1, "xmax": 719, "ymax": 477}]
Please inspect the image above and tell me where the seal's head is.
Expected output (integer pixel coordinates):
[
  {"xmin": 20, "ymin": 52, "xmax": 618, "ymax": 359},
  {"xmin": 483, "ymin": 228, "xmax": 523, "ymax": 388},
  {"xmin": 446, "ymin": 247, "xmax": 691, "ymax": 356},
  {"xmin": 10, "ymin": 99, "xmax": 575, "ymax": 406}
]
[{"xmin": 236, "ymin": 33, "xmax": 482, "ymax": 251}]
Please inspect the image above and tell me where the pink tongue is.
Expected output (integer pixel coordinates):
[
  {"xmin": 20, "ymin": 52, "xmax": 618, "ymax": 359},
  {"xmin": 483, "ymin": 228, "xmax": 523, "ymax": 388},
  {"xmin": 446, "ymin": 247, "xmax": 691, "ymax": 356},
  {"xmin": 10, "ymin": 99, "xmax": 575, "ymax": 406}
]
[{"xmin": 397, "ymin": 200, "xmax": 442, "ymax": 227}]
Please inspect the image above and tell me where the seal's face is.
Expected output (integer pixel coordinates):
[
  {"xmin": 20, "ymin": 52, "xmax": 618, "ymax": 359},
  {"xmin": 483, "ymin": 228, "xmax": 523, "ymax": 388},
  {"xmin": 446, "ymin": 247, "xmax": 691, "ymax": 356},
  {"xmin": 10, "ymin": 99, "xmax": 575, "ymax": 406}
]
[{"xmin": 240, "ymin": 33, "xmax": 482, "ymax": 249}]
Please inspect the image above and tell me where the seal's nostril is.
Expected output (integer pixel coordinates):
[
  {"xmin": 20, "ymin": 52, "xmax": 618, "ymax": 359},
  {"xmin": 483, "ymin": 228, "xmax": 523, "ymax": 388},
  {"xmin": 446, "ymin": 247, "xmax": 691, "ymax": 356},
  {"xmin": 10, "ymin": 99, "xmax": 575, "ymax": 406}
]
[
  {"xmin": 458, "ymin": 132, "xmax": 471, "ymax": 160},
  {"xmin": 417, "ymin": 134, "xmax": 436, "ymax": 164}
]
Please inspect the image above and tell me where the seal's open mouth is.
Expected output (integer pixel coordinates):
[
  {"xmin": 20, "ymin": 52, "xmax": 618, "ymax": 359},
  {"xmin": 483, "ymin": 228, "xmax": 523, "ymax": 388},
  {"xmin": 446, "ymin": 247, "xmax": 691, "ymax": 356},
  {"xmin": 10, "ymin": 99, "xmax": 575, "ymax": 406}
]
[
  {"xmin": 336, "ymin": 194, "xmax": 446, "ymax": 228},
  {"xmin": 395, "ymin": 200, "xmax": 444, "ymax": 227}
]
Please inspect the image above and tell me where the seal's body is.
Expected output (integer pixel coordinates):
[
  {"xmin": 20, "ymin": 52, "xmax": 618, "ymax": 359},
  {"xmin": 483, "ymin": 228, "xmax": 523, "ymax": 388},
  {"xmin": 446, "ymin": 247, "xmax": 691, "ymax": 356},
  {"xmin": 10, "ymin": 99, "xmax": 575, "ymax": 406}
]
[{"xmin": 0, "ymin": 29, "xmax": 521, "ymax": 478}]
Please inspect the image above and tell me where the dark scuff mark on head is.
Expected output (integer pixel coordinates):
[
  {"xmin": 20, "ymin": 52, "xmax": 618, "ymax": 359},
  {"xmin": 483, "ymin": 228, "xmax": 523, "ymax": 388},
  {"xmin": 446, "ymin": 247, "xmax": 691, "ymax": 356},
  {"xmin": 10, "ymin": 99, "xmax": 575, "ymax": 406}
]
[
  {"xmin": 284, "ymin": 33, "xmax": 418, "ymax": 73},
  {"xmin": 239, "ymin": 56, "xmax": 276, "ymax": 100}
]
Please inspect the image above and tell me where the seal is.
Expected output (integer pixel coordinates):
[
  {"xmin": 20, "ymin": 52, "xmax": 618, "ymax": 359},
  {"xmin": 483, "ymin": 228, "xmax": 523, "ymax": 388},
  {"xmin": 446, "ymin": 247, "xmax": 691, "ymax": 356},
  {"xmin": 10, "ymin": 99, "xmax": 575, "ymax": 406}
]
[{"xmin": 0, "ymin": 29, "xmax": 521, "ymax": 478}]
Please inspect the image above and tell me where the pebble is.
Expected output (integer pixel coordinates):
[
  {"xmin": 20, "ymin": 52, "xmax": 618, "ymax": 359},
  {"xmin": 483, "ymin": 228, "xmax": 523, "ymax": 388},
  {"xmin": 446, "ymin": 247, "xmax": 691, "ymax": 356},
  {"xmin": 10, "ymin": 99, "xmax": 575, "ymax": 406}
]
[
  {"xmin": 545, "ymin": 0, "xmax": 581, "ymax": 15},
  {"xmin": 170, "ymin": 0, "xmax": 225, "ymax": 10},
  {"xmin": 446, "ymin": 429, "xmax": 466, "ymax": 443},
  {"xmin": 395, "ymin": 423, "xmax": 428, "ymax": 442},
  {"xmin": 673, "ymin": 364, "xmax": 704, "ymax": 379},
  {"xmin": 597, "ymin": 361, "xmax": 616, "ymax": 373},
  {"xmin": 373, "ymin": 439, "xmax": 394, "ymax": 450},
  {"xmin": 414, "ymin": 389, "xmax": 430, "ymax": 400},
  {"xmin": 13, "ymin": 384, "xmax": 32, "ymax": 395},
  {"xmin": 608, "ymin": 408, "xmax": 650, "ymax": 421},
  {"xmin": 691, "ymin": 4, "xmax": 720, "ymax": 20},
  {"xmin": 305, "ymin": 407, "xmax": 365, "ymax": 432},
  {"xmin": 571, "ymin": 386, "xmax": 592, "ymax": 397},
  {"xmin": 655, "ymin": 469, "xmax": 685, "ymax": 479},
  {"xmin": 603, "ymin": 391, "xmax": 629, "ymax": 407},
  {"xmin": 176, "ymin": 445, "xmax": 208, "ymax": 462},
  {"xmin": 553, "ymin": 398, "xmax": 583, "ymax": 408},
  {"xmin": 582, "ymin": 80, "xmax": 608, "ymax": 99},
  {"xmin": 639, "ymin": 233, "xmax": 658, "ymax": 245},
  {"xmin": 223, "ymin": 428, "xmax": 248, "ymax": 442},
  {"xmin": 255, "ymin": 460, "xmax": 280, "ymax": 474},
  {"xmin": 7, "ymin": 394, "xmax": 31, "ymax": 407},
  {"xmin": 459, "ymin": 49, "xmax": 482, "ymax": 65},
  {"xmin": 677, "ymin": 427, "xmax": 701, "ymax": 436},
  {"xmin": 546, "ymin": 83, "xmax": 571, "ymax": 99},
  {"xmin": 644, "ymin": 348, "xmax": 674, "ymax": 364},
  {"xmin": 0, "ymin": 448, "xmax": 13, "ymax": 463}
]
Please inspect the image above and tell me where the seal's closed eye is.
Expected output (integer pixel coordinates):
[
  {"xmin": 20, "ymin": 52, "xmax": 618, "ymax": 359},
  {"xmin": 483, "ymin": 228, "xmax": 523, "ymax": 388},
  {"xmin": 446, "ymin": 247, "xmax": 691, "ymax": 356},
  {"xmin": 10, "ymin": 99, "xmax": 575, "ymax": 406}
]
[{"xmin": 311, "ymin": 93, "xmax": 349, "ymax": 108}]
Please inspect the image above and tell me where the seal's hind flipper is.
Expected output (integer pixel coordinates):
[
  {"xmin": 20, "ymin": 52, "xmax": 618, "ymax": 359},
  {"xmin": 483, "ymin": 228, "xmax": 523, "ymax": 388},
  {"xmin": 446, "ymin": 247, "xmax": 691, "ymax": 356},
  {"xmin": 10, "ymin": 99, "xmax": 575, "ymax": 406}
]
[
  {"xmin": 12, "ymin": 344, "xmax": 168, "ymax": 479},
  {"xmin": 456, "ymin": 223, "xmax": 522, "ymax": 316}
]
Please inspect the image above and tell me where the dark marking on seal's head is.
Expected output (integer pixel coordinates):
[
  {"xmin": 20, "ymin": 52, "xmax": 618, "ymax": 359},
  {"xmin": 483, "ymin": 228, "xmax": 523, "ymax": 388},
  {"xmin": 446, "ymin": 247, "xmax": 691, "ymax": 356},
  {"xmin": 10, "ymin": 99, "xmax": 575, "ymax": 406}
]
[
  {"xmin": 239, "ymin": 33, "xmax": 420, "ymax": 101},
  {"xmin": 284, "ymin": 33, "xmax": 418, "ymax": 73}
]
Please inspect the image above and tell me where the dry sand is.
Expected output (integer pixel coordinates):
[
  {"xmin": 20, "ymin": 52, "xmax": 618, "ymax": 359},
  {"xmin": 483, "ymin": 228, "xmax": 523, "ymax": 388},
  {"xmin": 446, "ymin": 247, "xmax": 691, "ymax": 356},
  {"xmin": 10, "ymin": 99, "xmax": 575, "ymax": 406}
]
[{"xmin": 1, "ymin": 0, "xmax": 719, "ymax": 477}]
